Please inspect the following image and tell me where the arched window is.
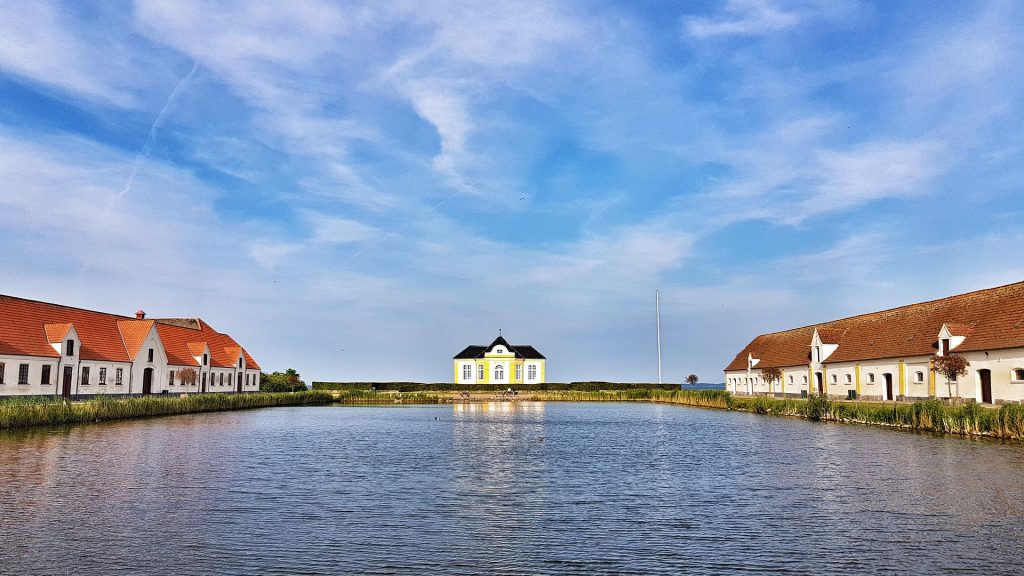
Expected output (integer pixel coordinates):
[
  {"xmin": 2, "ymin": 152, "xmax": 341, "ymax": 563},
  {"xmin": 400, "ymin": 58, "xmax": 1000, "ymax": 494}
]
[
  {"xmin": 802, "ymin": 375, "xmax": 808, "ymax": 384},
  {"xmin": 831, "ymin": 374, "xmax": 837, "ymax": 384},
  {"xmin": 788, "ymin": 375, "xmax": 793, "ymax": 384},
  {"xmin": 868, "ymin": 373, "xmax": 875, "ymax": 383},
  {"xmin": 495, "ymin": 365, "xmax": 504, "ymax": 380},
  {"xmin": 846, "ymin": 374, "xmax": 852, "ymax": 383}
]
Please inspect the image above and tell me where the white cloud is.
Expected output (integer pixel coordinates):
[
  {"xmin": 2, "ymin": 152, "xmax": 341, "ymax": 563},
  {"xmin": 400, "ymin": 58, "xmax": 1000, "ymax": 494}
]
[{"xmin": 685, "ymin": 0, "xmax": 860, "ymax": 39}]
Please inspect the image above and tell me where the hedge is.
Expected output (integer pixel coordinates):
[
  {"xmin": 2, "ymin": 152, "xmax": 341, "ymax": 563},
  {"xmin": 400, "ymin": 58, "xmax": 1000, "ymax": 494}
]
[{"xmin": 311, "ymin": 381, "xmax": 682, "ymax": 392}]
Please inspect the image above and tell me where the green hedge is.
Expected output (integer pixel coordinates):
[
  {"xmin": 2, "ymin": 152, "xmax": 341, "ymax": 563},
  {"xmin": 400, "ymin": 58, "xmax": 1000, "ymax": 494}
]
[
  {"xmin": 311, "ymin": 381, "xmax": 681, "ymax": 392},
  {"xmin": 0, "ymin": 391, "xmax": 334, "ymax": 430}
]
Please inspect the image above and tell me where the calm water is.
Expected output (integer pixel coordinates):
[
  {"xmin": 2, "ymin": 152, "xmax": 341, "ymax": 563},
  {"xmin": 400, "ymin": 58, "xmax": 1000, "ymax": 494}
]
[{"xmin": 2, "ymin": 402, "xmax": 1024, "ymax": 575}]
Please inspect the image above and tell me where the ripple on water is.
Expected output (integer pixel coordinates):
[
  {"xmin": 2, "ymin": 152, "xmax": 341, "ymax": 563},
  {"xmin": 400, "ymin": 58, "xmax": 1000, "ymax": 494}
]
[{"xmin": 1, "ymin": 403, "xmax": 1023, "ymax": 575}]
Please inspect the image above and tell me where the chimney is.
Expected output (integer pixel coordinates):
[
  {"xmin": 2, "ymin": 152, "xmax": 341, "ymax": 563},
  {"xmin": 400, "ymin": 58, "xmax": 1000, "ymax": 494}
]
[{"xmin": 136, "ymin": 310, "xmax": 146, "ymax": 320}]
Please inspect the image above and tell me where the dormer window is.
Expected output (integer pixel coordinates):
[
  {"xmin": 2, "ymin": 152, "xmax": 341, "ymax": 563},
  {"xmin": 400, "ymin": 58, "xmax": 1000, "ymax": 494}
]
[
  {"xmin": 940, "ymin": 338, "xmax": 950, "ymax": 356},
  {"xmin": 66, "ymin": 339, "xmax": 74, "ymax": 357},
  {"xmin": 203, "ymin": 353, "xmax": 208, "ymax": 366},
  {"xmin": 148, "ymin": 348, "xmax": 154, "ymax": 362},
  {"xmin": 813, "ymin": 346, "xmax": 821, "ymax": 363},
  {"xmin": 238, "ymin": 358, "xmax": 243, "ymax": 368}
]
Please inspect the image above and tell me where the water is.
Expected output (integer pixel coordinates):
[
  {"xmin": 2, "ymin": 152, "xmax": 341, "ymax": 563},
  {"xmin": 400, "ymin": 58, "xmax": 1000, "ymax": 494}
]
[{"xmin": 1, "ymin": 402, "xmax": 1023, "ymax": 575}]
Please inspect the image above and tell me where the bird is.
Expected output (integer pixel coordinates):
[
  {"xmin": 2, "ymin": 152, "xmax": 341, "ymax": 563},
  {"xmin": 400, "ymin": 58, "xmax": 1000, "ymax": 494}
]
[{"xmin": 538, "ymin": 436, "xmax": 546, "ymax": 442}]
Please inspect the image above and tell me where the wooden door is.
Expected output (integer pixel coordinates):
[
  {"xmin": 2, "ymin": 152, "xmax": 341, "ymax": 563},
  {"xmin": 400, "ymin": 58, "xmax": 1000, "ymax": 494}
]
[
  {"xmin": 884, "ymin": 373, "xmax": 893, "ymax": 401},
  {"xmin": 236, "ymin": 373, "xmax": 242, "ymax": 393},
  {"xmin": 980, "ymin": 369, "xmax": 992, "ymax": 404},
  {"xmin": 62, "ymin": 366, "xmax": 73, "ymax": 398},
  {"xmin": 142, "ymin": 368, "xmax": 153, "ymax": 395}
]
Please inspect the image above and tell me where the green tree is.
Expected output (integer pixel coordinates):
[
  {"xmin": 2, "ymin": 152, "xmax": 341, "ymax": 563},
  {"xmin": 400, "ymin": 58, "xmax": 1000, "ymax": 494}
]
[
  {"xmin": 685, "ymin": 374, "xmax": 699, "ymax": 386},
  {"xmin": 260, "ymin": 368, "xmax": 307, "ymax": 392}
]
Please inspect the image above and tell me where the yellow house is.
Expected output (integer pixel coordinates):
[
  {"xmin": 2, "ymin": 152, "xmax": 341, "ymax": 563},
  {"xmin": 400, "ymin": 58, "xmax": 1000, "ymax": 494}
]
[{"xmin": 453, "ymin": 335, "xmax": 546, "ymax": 385}]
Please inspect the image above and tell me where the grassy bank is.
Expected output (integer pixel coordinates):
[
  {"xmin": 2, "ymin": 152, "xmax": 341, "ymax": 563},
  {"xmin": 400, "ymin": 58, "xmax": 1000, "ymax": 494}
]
[
  {"xmin": 329, "ymin": 388, "xmax": 1024, "ymax": 439},
  {"xmin": 0, "ymin": 391, "xmax": 334, "ymax": 430}
]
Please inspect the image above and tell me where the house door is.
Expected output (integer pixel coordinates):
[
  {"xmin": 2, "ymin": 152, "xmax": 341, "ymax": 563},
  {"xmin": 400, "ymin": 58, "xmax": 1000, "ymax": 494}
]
[
  {"xmin": 236, "ymin": 373, "xmax": 243, "ymax": 393},
  {"xmin": 201, "ymin": 372, "xmax": 207, "ymax": 393},
  {"xmin": 142, "ymin": 368, "xmax": 153, "ymax": 395},
  {"xmin": 815, "ymin": 373, "xmax": 823, "ymax": 395},
  {"xmin": 62, "ymin": 366, "xmax": 73, "ymax": 398},
  {"xmin": 980, "ymin": 369, "xmax": 992, "ymax": 404},
  {"xmin": 884, "ymin": 373, "xmax": 893, "ymax": 401}
]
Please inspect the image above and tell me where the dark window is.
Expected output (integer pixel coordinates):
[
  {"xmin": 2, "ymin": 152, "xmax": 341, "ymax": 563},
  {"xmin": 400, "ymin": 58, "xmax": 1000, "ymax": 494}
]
[
  {"xmin": 219, "ymin": 373, "xmax": 224, "ymax": 386},
  {"xmin": 148, "ymin": 348, "xmax": 154, "ymax": 362},
  {"xmin": 66, "ymin": 339, "xmax": 74, "ymax": 356},
  {"xmin": 1015, "ymin": 369, "xmax": 1024, "ymax": 381},
  {"xmin": 202, "ymin": 372, "xmax": 207, "ymax": 388},
  {"xmin": 228, "ymin": 373, "xmax": 232, "ymax": 387},
  {"xmin": 0, "ymin": 362, "xmax": 5, "ymax": 384},
  {"xmin": 98, "ymin": 367, "xmax": 106, "ymax": 385},
  {"xmin": 18, "ymin": 364, "xmax": 29, "ymax": 384},
  {"xmin": 41, "ymin": 365, "xmax": 51, "ymax": 385},
  {"xmin": 203, "ymin": 353, "xmax": 208, "ymax": 366},
  {"xmin": 941, "ymin": 338, "xmax": 950, "ymax": 355},
  {"xmin": 169, "ymin": 371, "xmax": 175, "ymax": 386},
  {"xmin": 81, "ymin": 367, "xmax": 90, "ymax": 386},
  {"xmin": 238, "ymin": 358, "xmax": 243, "ymax": 368},
  {"xmin": 116, "ymin": 368, "xmax": 123, "ymax": 385}
]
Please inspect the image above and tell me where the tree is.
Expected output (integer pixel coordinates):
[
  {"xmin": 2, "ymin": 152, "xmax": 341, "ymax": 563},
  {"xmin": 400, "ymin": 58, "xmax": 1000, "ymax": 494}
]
[
  {"xmin": 685, "ymin": 374, "xmax": 699, "ymax": 386},
  {"xmin": 260, "ymin": 368, "xmax": 307, "ymax": 393},
  {"xmin": 760, "ymin": 367, "xmax": 782, "ymax": 395},
  {"xmin": 179, "ymin": 368, "xmax": 197, "ymax": 389},
  {"xmin": 933, "ymin": 353, "xmax": 969, "ymax": 399}
]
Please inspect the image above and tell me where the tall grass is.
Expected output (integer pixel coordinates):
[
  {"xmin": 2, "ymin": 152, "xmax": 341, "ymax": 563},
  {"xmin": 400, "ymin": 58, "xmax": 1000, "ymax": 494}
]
[{"xmin": 0, "ymin": 391, "xmax": 333, "ymax": 430}]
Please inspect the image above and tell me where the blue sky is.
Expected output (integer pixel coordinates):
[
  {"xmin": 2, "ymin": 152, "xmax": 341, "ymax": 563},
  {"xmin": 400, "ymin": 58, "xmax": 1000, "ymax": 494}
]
[{"xmin": 2, "ymin": 0, "xmax": 1024, "ymax": 384}]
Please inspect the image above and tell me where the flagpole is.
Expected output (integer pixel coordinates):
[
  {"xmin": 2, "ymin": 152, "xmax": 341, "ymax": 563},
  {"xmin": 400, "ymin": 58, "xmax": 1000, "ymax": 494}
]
[{"xmin": 656, "ymin": 289, "xmax": 663, "ymax": 384}]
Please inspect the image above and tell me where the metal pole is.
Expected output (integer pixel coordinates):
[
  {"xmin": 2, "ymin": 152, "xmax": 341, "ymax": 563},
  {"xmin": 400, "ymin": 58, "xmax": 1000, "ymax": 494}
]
[{"xmin": 656, "ymin": 289, "xmax": 663, "ymax": 385}]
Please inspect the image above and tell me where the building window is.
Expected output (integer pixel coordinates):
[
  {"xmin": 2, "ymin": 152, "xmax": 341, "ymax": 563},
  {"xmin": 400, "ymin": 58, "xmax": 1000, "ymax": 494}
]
[
  {"xmin": 169, "ymin": 371, "xmax": 175, "ymax": 386},
  {"xmin": 98, "ymin": 367, "xmax": 107, "ymax": 385},
  {"xmin": 845, "ymin": 374, "xmax": 852, "ymax": 384},
  {"xmin": 0, "ymin": 362, "xmax": 5, "ymax": 384},
  {"xmin": 228, "ymin": 373, "xmax": 232, "ymax": 387},
  {"xmin": 802, "ymin": 375, "xmax": 808, "ymax": 384},
  {"xmin": 202, "ymin": 372, "xmax": 207, "ymax": 389},
  {"xmin": 219, "ymin": 373, "xmax": 224, "ymax": 386},
  {"xmin": 462, "ymin": 364, "xmax": 472, "ymax": 380},
  {"xmin": 81, "ymin": 366, "xmax": 90, "ymax": 386},
  {"xmin": 19, "ymin": 364, "xmax": 29, "ymax": 385},
  {"xmin": 66, "ymin": 339, "xmax": 75, "ymax": 356},
  {"xmin": 116, "ymin": 368, "xmax": 123, "ymax": 386},
  {"xmin": 148, "ymin": 348, "xmax": 154, "ymax": 363},
  {"xmin": 515, "ymin": 364, "xmax": 522, "ymax": 380},
  {"xmin": 41, "ymin": 365, "xmax": 51, "ymax": 385},
  {"xmin": 1014, "ymin": 369, "xmax": 1024, "ymax": 381},
  {"xmin": 915, "ymin": 371, "xmax": 924, "ymax": 383},
  {"xmin": 495, "ymin": 365, "xmax": 504, "ymax": 380},
  {"xmin": 868, "ymin": 373, "xmax": 875, "ymax": 383},
  {"xmin": 528, "ymin": 365, "xmax": 538, "ymax": 380},
  {"xmin": 478, "ymin": 365, "xmax": 484, "ymax": 380},
  {"xmin": 788, "ymin": 375, "xmax": 794, "ymax": 384},
  {"xmin": 940, "ymin": 338, "xmax": 950, "ymax": 356},
  {"xmin": 203, "ymin": 353, "xmax": 208, "ymax": 366},
  {"xmin": 831, "ymin": 374, "xmax": 837, "ymax": 384}
]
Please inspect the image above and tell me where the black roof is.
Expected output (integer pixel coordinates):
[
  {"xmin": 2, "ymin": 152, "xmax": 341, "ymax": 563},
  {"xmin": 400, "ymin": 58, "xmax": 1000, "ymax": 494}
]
[{"xmin": 452, "ymin": 335, "xmax": 545, "ymax": 360}]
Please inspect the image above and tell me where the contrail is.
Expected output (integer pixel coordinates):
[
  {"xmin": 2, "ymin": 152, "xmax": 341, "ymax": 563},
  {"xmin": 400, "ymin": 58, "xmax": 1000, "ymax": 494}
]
[{"xmin": 119, "ymin": 61, "xmax": 199, "ymax": 198}]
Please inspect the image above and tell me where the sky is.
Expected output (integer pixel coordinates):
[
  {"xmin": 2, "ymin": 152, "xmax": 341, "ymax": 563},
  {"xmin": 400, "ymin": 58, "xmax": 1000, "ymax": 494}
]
[{"xmin": 2, "ymin": 0, "xmax": 1024, "ymax": 384}]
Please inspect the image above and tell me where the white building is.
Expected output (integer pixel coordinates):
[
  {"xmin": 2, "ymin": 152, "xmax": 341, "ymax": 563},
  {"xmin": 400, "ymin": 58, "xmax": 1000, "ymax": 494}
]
[
  {"xmin": 0, "ymin": 294, "xmax": 261, "ymax": 397},
  {"xmin": 724, "ymin": 281, "xmax": 1024, "ymax": 404}
]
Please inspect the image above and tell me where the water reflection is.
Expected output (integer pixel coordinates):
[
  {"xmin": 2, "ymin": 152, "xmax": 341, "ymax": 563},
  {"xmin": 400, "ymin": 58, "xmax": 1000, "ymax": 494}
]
[{"xmin": 1, "ymin": 404, "xmax": 1023, "ymax": 575}]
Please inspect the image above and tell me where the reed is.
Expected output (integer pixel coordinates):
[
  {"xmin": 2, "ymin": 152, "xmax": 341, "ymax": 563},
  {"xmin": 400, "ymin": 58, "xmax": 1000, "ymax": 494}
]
[{"xmin": 0, "ymin": 391, "xmax": 334, "ymax": 430}]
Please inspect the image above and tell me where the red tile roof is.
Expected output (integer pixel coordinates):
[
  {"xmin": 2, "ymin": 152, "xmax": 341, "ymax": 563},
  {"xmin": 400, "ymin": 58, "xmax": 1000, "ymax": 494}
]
[
  {"xmin": 726, "ymin": 281, "xmax": 1024, "ymax": 371},
  {"xmin": 1, "ymin": 294, "xmax": 259, "ymax": 370}
]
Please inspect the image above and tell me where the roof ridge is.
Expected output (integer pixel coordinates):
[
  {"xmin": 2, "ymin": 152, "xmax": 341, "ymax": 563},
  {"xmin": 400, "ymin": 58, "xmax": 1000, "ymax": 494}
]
[
  {"xmin": 753, "ymin": 280, "xmax": 1024, "ymax": 337},
  {"xmin": 1, "ymin": 293, "xmax": 137, "ymax": 320}
]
